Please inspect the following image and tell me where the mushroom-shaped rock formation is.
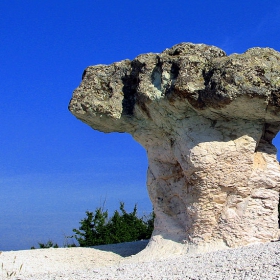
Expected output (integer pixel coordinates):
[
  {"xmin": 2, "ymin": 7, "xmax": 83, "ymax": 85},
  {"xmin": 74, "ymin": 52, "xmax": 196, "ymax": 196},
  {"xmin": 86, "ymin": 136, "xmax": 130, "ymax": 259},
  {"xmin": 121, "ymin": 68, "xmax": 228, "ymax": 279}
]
[{"xmin": 69, "ymin": 43, "xmax": 280, "ymax": 255}]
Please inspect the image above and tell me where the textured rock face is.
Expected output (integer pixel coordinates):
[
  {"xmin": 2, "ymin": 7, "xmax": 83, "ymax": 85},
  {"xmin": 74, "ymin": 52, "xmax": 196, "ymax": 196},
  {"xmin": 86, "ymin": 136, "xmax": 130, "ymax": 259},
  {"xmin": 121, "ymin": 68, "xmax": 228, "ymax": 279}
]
[{"xmin": 69, "ymin": 43, "xmax": 280, "ymax": 254}]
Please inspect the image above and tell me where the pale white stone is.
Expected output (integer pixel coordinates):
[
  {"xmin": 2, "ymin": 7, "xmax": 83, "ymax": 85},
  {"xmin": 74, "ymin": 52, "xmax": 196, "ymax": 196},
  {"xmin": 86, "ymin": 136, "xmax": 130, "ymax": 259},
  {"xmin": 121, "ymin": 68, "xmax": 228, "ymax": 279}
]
[{"xmin": 69, "ymin": 43, "xmax": 280, "ymax": 256}]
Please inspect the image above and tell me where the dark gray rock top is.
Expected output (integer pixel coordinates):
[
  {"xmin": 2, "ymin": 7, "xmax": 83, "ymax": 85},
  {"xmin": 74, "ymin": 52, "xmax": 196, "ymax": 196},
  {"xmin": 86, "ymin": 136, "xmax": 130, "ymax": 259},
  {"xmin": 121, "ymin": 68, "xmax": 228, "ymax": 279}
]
[{"xmin": 69, "ymin": 43, "xmax": 280, "ymax": 134}]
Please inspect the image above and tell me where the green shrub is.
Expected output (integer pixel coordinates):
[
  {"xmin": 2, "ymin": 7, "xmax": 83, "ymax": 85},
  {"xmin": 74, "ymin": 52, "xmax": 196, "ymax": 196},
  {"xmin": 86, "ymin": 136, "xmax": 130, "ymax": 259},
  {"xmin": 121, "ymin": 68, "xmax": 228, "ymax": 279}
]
[
  {"xmin": 31, "ymin": 239, "xmax": 77, "ymax": 249},
  {"xmin": 72, "ymin": 202, "xmax": 154, "ymax": 247},
  {"xmin": 38, "ymin": 240, "xmax": 59, "ymax": 249}
]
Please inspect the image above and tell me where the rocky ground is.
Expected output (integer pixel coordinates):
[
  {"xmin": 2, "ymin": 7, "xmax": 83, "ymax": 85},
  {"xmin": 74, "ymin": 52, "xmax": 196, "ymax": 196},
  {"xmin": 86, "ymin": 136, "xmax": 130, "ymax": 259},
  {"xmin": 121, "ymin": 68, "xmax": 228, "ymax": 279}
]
[{"xmin": 1, "ymin": 240, "xmax": 280, "ymax": 279}]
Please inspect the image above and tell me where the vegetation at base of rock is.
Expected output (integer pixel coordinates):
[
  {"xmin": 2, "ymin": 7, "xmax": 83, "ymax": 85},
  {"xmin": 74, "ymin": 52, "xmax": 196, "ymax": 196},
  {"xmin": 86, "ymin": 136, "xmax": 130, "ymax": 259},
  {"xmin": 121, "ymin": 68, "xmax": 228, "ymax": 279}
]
[
  {"xmin": 31, "ymin": 240, "xmax": 59, "ymax": 249},
  {"xmin": 72, "ymin": 202, "xmax": 154, "ymax": 247},
  {"xmin": 31, "ymin": 239, "xmax": 77, "ymax": 249},
  {"xmin": 31, "ymin": 202, "xmax": 154, "ymax": 249},
  {"xmin": 38, "ymin": 240, "xmax": 59, "ymax": 249}
]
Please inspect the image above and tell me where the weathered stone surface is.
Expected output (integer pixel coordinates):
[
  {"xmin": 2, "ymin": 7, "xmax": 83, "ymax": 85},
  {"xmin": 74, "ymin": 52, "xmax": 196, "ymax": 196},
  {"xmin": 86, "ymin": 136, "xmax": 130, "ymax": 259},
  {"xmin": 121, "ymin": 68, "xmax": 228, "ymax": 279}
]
[{"xmin": 69, "ymin": 43, "xmax": 280, "ymax": 255}]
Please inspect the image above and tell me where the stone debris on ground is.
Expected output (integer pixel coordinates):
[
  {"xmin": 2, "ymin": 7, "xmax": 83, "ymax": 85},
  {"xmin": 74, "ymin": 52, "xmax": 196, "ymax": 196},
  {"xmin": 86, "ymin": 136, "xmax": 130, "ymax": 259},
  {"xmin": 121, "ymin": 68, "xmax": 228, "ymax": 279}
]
[{"xmin": 1, "ymin": 240, "xmax": 280, "ymax": 279}]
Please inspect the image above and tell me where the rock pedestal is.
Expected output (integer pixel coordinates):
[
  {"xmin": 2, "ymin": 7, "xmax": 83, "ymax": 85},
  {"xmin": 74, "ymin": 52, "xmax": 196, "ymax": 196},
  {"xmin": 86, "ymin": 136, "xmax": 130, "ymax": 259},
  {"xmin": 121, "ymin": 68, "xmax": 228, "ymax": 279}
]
[{"xmin": 69, "ymin": 43, "xmax": 280, "ymax": 254}]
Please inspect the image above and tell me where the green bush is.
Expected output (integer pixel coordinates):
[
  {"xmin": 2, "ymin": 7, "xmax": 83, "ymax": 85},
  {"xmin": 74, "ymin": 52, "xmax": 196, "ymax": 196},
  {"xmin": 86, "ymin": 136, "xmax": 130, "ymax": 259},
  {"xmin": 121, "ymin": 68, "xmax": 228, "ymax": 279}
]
[
  {"xmin": 31, "ymin": 239, "xmax": 77, "ymax": 249},
  {"xmin": 38, "ymin": 240, "xmax": 59, "ymax": 249},
  {"xmin": 72, "ymin": 202, "xmax": 154, "ymax": 247}
]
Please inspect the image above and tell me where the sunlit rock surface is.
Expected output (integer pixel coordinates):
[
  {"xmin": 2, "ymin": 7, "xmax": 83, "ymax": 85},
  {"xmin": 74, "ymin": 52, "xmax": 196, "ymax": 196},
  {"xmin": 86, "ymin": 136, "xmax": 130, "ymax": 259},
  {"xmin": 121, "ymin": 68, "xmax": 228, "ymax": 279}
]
[{"xmin": 69, "ymin": 43, "xmax": 280, "ymax": 255}]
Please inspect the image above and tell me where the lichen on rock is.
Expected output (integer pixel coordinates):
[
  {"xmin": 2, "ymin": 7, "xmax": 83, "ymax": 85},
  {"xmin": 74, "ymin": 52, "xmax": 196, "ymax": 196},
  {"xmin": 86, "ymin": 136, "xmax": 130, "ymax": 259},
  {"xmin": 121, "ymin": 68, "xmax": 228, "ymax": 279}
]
[{"xmin": 69, "ymin": 43, "xmax": 280, "ymax": 255}]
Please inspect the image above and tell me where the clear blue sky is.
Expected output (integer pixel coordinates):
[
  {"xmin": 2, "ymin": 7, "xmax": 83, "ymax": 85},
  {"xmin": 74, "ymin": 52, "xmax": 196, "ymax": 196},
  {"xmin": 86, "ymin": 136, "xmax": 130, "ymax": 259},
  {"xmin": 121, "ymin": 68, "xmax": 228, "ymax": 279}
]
[{"xmin": 1, "ymin": 0, "xmax": 280, "ymax": 251}]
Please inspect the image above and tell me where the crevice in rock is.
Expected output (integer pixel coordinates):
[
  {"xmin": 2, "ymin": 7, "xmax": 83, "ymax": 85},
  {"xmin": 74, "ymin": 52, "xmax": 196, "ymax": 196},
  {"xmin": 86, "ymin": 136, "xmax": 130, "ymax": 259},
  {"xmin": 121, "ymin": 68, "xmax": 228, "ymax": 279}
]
[
  {"xmin": 269, "ymin": 89, "xmax": 280, "ymax": 107},
  {"xmin": 272, "ymin": 131, "xmax": 280, "ymax": 229},
  {"xmin": 200, "ymin": 67, "xmax": 232, "ymax": 109},
  {"xmin": 170, "ymin": 62, "xmax": 180, "ymax": 80},
  {"xmin": 151, "ymin": 59, "xmax": 162, "ymax": 92},
  {"xmin": 121, "ymin": 60, "xmax": 144, "ymax": 116},
  {"xmin": 137, "ymin": 96, "xmax": 152, "ymax": 119},
  {"xmin": 164, "ymin": 62, "xmax": 181, "ymax": 99},
  {"xmin": 260, "ymin": 123, "xmax": 280, "ymax": 146}
]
